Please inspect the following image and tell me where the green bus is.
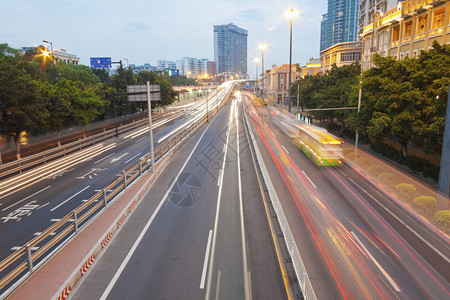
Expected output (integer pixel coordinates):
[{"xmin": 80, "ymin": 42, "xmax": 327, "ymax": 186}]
[{"xmin": 296, "ymin": 125, "xmax": 343, "ymax": 166}]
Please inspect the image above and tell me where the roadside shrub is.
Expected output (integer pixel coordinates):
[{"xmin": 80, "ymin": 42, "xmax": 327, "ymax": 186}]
[
  {"xmin": 368, "ymin": 165, "xmax": 383, "ymax": 175},
  {"xmin": 434, "ymin": 210, "xmax": 450, "ymax": 230},
  {"xmin": 395, "ymin": 183, "xmax": 418, "ymax": 201},
  {"xmin": 412, "ymin": 196, "xmax": 436, "ymax": 214},
  {"xmin": 378, "ymin": 172, "xmax": 394, "ymax": 183}
]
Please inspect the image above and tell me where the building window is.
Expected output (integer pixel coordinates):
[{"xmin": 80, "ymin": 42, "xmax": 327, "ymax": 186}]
[
  {"xmin": 416, "ymin": 15, "xmax": 427, "ymax": 34},
  {"xmin": 340, "ymin": 52, "xmax": 360, "ymax": 62},
  {"xmin": 392, "ymin": 25, "xmax": 400, "ymax": 41},
  {"xmin": 404, "ymin": 21, "xmax": 412, "ymax": 37},
  {"xmin": 432, "ymin": 8, "xmax": 445, "ymax": 29}
]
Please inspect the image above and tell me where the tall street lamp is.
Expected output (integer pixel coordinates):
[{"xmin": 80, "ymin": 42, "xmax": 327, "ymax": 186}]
[
  {"xmin": 253, "ymin": 58, "xmax": 260, "ymax": 94},
  {"xmin": 285, "ymin": 9, "xmax": 298, "ymax": 113},
  {"xmin": 43, "ymin": 40, "xmax": 56, "ymax": 80},
  {"xmin": 259, "ymin": 44, "xmax": 267, "ymax": 99}
]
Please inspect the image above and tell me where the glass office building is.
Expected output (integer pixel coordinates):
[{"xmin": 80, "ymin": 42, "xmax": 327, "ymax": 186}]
[{"xmin": 320, "ymin": 0, "xmax": 359, "ymax": 52}]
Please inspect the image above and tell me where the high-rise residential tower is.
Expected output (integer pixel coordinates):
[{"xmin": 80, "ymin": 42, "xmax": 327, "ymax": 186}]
[
  {"xmin": 214, "ymin": 23, "xmax": 248, "ymax": 74},
  {"xmin": 320, "ymin": 0, "xmax": 360, "ymax": 51}
]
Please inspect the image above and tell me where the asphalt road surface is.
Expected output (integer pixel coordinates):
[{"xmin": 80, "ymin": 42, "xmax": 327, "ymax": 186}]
[
  {"xmin": 70, "ymin": 95, "xmax": 288, "ymax": 299},
  {"xmin": 244, "ymin": 94, "xmax": 449, "ymax": 299},
  {"xmin": 0, "ymin": 84, "xmax": 234, "ymax": 262}
]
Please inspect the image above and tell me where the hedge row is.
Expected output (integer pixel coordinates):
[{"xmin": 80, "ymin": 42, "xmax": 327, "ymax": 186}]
[{"xmin": 370, "ymin": 142, "xmax": 440, "ymax": 181}]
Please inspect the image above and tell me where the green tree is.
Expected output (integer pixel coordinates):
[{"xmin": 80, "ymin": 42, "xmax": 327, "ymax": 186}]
[
  {"xmin": 359, "ymin": 42, "xmax": 449, "ymax": 156},
  {"xmin": 39, "ymin": 81, "xmax": 71, "ymax": 146},
  {"xmin": 0, "ymin": 57, "xmax": 47, "ymax": 158}
]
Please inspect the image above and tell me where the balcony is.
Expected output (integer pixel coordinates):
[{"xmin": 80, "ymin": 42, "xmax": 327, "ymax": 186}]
[
  {"xmin": 414, "ymin": 32, "xmax": 426, "ymax": 41},
  {"xmin": 429, "ymin": 27, "xmax": 443, "ymax": 37}
]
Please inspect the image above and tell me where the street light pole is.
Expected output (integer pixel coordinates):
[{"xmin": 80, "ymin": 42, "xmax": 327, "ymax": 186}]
[
  {"xmin": 288, "ymin": 9, "xmax": 294, "ymax": 114},
  {"xmin": 259, "ymin": 44, "xmax": 266, "ymax": 99},
  {"xmin": 355, "ymin": 80, "xmax": 362, "ymax": 153},
  {"xmin": 43, "ymin": 40, "xmax": 56, "ymax": 81},
  {"xmin": 146, "ymin": 81, "xmax": 155, "ymax": 172},
  {"xmin": 296, "ymin": 83, "xmax": 299, "ymax": 117}
]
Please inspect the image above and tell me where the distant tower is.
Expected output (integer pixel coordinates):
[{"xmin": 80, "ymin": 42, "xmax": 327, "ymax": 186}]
[
  {"xmin": 320, "ymin": 0, "xmax": 359, "ymax": 51},
  {"xmin": 214, "ymin": 23, "xmax": 248, "ymax": 74}
]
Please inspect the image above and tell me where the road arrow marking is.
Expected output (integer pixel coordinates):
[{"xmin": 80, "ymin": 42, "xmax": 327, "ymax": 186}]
[{"xmin": 111, "ymin": 152, "xmax": 129, "ymax": 163}]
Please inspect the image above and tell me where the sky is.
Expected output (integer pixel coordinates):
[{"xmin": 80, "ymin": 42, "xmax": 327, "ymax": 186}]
[{"xmin": 1, "ymin": 0, "xmax": 327, "ymax": 78}]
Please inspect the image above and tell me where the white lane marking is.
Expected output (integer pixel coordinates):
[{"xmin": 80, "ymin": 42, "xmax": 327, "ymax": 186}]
[
  {"xmin": 110, "ymin": 152, "xmax": 129, "ymax": 163},
  {"xmin": 99, "ymin": 116, "xmax": 214, "ymax": 300},
  {"xmin": 135, "ymin": 137, "xmax": 146, "ymax": 143},
  {"xmin": 236, "ymin": 101, "xmax": 251, "ymax": 300},
  {"xmin": 50, "ymin": 186, "xmax": 91, "ymax": 212},
  {"xmin": 271, "ymin": 130, "xmax": 276, "ymax": 137},
  {"xmin": 34, "ymin": 232, "xmax": 56, "ymax": 236},
  {"xmin": 124, "ymin": 152, "xmax": 142, "ymax": 164},
  {"xmin": 94, "ymin": 153, "xmax": 115, "ymax": 164},
  {"xmin": 282, "ymin": 145, "xmax": 290, "ymax": 154},
  {"xmin": 200, "ymin": 230, "xmax": 213, "ymax": 289},
  {"xmin": 217, "ymin": 169, "xmax": 223, "ymax": 187},
  {"xmin": 351, "ymin": 231, "xmax": 401, "ymax": 292},
  {"xmin": 223, "ymin": 143, "xmax": 226, "ymax": 153},
  {"xmin": 301, "ymin": 170, "xmax": 317, "ymax": 189},
  {"xmin": 341, "ymin": 171, "xmax": 450, "ymax": 263},
  {"xmin": 11, "ymin": 246, "xmax": 39, "ymax": 251},
  {"xmin": 205, "ymin": 99, "xmax": 234, "ymax": 299},
  {"xmin": 50, "ymin": 219, "xmax": 60, "ymax": 222},
  {"xmin": 37, "ymin": 202, "xmax": 50, "ymax": 210},
  {"xmin": 1, "ymin": 186, "xmax": 51, "ymax": 212}
]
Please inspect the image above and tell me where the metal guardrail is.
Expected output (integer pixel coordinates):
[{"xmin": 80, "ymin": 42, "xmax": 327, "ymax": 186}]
[
  {"xmin": 0, "ymin": 118, "xmax": 152, "ymax": 180},
  {"xmin": 0, "ymin": 86, "xmax": 235, "ymax": 298},
  {"xmin": 243, "ymin": 109, "xmax": 317, "ymax": 300}
]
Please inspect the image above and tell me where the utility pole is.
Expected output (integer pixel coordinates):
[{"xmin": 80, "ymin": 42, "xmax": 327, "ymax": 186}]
[
  {"xmin": 355, "ymin": 80, "xmax": 362, "ymax": 154},
  {"xmin": 146, "ymin": 81, "xmax": 155, "ymax": 172}
]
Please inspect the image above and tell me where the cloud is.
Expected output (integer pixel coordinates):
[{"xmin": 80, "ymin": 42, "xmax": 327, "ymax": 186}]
[{"xmin": 126, "ymin": 21, "xmax": 148, "ymax": 31}]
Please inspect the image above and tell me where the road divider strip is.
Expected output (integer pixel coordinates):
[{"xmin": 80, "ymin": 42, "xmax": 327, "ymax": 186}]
[{"xmin": 243, "ymin": 106, "xmax": 317, "ymax": 300}]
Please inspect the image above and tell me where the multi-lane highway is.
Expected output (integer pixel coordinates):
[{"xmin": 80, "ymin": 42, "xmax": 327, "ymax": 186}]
[
  {"xmin": 244, "ymin": 93, "xmax": 449, "ymax": 299},
  {"xmin": 1, "ymin": 83, "xmax": 449, "ymax": 299},
  {"xmin": 0, "ymin": 83, "xmax": 235, "ymax": 262},
  {"xmin": 70, "ymin": 91, "xmax": 289, "ymax": 299}
]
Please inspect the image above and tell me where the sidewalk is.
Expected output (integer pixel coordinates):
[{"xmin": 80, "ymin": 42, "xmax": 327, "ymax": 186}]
[{"xmin": 7, "ymin": 152, "xmax": 173, "ymax": 300}]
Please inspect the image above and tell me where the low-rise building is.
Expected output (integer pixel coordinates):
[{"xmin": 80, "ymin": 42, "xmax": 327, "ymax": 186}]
[
  {"xmin": 299, "ymin": 58, "xmax": 321, "ymax": 78},
  {"xmin": 52, "ymin": 49, "xmax": 79, "ymax": 65},
  {"xmin": 129, "ymin": 63, "xmax": 157, "ymax": 74},
  {"xmin": 264, "ymin": 64, "xmax": 298, "ymax": 104},
  {"xmin": 320, "ymin": 41, "xmax": 362, "ymax": 73},
  {"xmin": 361, "ymin": 0, "xmax": 449, "ymax": 70}
]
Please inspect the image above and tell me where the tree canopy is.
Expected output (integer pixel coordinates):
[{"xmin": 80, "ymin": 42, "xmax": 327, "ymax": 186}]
[{"xmin": 0, "ymin": 43, "xmax": 177, "ymax": 157}]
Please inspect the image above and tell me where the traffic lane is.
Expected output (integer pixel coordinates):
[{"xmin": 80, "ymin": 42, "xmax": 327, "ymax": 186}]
[
  {"xmin": 243, "ymin": 101, "xmax": 342, "ymax": 299},
  {"xmin": 331, "ymin": 165, "xmax": 450, "ymax": 293},
  {"xmin": 71, "ymin": 98, "xmax": 233, "ymax": 300},
  {"xmin": 205, "ymin": 99, "xmax": 247, "ymax": 299},
  {"xmin": 336, "ymin": 164, "xmax": 450, "ymax": 278},
  {"xmin": 0, "ymin": 107, "xmax": 209, "ymax": 260},
  {"xmin": 262, "ymin": 107, "xmax": 437, "ymax": 297},
  {"xmin": 325, "ymin": 167, "xmax": 447, "ymax": 298},
  {"xmin": 237, "ymin": 99, "xmax": 288, "ymax": 299}
]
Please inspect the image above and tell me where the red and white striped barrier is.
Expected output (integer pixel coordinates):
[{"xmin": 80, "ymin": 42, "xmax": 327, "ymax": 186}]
[
  {"xmin": 57, "ymin": 285, "xmax": 71, "ymax": 300},
  {"xmin": 80, "ymin": 254, "xmax": 95, "ymax": 276},
  {"xmin": 102, "ymin": 231, "xmax": 113, "ymax": 248},
  {"xmin": 117, "ymin": 215, "xmax": 126, "ymax": 227}
]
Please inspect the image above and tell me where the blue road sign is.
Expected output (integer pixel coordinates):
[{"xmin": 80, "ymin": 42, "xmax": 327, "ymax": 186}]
[
  {"xmin": 246, "ymin": 85, "xmax": 253, "ymax": 89},
  {"xmin": 171, "ymin": 69, "xmax": 179, "ymax": 76},
  {"xmin": 90, "ymin": 57, "xmax": 111, "ymax": 69}
]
